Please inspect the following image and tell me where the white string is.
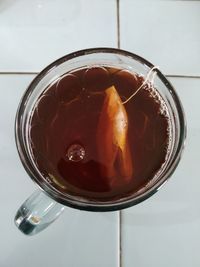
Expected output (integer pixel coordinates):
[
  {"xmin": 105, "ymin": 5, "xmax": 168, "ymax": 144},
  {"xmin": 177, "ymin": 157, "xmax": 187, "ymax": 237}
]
[{"xmin": 122, "ymin": 66, "xmax": 159, "ymax": 105}]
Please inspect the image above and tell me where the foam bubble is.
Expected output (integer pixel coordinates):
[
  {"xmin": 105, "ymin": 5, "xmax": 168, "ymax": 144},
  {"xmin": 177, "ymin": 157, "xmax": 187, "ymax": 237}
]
[
  {"xmin": 143, "ymin": 82, "xmax": 173, "ymax": 168},
  {"xmin": 144, "ymin": 83, "xmax": 170, "ymax": 119},
  {"xmin": 67, "ymin": 144, "xmax": 86, "ymax": 162}
]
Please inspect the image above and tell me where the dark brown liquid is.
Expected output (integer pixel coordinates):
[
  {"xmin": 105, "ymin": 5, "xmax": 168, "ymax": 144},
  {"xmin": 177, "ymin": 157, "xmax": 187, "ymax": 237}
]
[{"xmin": 29, "ymin": 66, "xmax": 171, "ymax": 201}]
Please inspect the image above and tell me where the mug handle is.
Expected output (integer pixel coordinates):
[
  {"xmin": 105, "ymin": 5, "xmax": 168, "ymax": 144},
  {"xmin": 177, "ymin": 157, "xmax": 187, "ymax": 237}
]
[{"xmin": 14, "ymin": 190, "xmax": 65, "ymax": 236}]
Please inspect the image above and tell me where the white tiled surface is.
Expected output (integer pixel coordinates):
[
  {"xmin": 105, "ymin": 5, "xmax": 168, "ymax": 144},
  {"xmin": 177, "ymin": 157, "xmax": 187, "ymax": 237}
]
[
  {"xmin": 120, "ymin": 0, "xmax": 200, "ymax": 76},
  {"xmin": 0, "ymin": 75, "xmax": 119, "ymax": 267},
  {"xmin": 121, "ymin": 77, "xmax": 200, "ymax": 267},
  {"xmin": 1, "ymin": 1, "xmax": 200, "ymax": 267},
  {"xmin": 0, "ymin": 0, "xmax": 117, "ymax": 72}
]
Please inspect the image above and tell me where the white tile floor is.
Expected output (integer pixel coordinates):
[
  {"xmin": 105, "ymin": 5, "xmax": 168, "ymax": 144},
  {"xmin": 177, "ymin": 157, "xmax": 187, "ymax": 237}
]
[
  {"xmin": 0, "ymin": 74, "xmax": 119, "ymax": 267},
  {"xmin": 0, "ymin": 1, "xmax": 200, "ymax": 266},
  {"xmin": 120, "ymin": 0, "xmax": 200, "ymax": 76},
  {"xmin": 0, "ymin": 0, "xmax": 117, "ymax": 72},
  {"xmin": 121, "ymin": 77, "xmax": 200, "ymax": 267}
]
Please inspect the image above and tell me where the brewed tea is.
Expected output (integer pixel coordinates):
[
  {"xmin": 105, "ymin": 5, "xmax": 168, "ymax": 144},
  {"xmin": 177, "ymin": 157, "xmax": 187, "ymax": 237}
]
[{"xmin": 29, "ymin": 66, "xmax": 171, "ymax": 201}]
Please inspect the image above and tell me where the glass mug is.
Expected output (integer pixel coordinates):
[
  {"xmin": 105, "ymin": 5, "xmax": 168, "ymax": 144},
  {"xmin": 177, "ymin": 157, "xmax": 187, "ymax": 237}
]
[{"xmin": 15, "ymin": 48, "xmax": 186, "ymax": 235}]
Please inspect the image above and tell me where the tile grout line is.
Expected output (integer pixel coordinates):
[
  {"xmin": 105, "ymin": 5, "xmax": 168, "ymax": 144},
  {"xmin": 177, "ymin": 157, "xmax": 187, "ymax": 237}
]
[
  {"xmin": 116, "ymin": 0, "xmax": 122, "ymax": 266},
  {"xmin": 166, "ymin": 74, "xmax": 200, "ymax": 79},
  {"xmin": 0, "ymin": 71, "xmax": 39, "ymax": 75},
  {"xmin": 117, "ymin": 0, "xmax": 120, "ymax": 49},
  {"xmin": 119, "ymin": 210, "xmax": 122, "ymax": 267}
]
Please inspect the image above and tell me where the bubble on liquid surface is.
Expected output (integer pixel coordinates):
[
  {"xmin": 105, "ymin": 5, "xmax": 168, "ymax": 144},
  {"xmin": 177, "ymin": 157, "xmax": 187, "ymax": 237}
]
[
  {"xmin": 145, "ymin": 85, "xmax": 170, "ymax": 118},
  {"xmin": 66, "ymin": 144, "xmax": 85, "ymax": 162}
]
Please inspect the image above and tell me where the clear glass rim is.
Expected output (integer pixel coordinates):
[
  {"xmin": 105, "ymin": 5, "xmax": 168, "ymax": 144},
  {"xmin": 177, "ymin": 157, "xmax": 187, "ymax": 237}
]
[{"xmin": 15, "ymin": 47, "xmax": 186, "ymax": 211}]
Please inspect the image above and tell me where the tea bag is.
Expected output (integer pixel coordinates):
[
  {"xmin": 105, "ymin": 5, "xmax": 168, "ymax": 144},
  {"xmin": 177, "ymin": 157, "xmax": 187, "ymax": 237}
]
[{"xmin": 96, "ymin": 86, "xmax": 133, "ymax": 185}]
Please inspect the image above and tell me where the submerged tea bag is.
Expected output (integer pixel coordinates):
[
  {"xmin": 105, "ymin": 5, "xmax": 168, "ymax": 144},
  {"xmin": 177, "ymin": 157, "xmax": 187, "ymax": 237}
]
[{"xmin": 97, "ymin": 86, "xmax": 133, "ymax": 185}]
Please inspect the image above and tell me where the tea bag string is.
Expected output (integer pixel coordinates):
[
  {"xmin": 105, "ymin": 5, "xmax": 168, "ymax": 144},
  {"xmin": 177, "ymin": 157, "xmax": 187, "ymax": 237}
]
[{"xmin": 122, "ymin": 66, "xmax": 159, "ymax": 105}]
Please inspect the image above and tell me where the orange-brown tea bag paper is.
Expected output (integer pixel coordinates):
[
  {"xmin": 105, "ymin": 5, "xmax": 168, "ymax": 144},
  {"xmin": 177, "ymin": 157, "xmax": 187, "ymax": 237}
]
[{"xmin": 97, "ymin": 86, "xmax": 133, "ymax": 187}]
